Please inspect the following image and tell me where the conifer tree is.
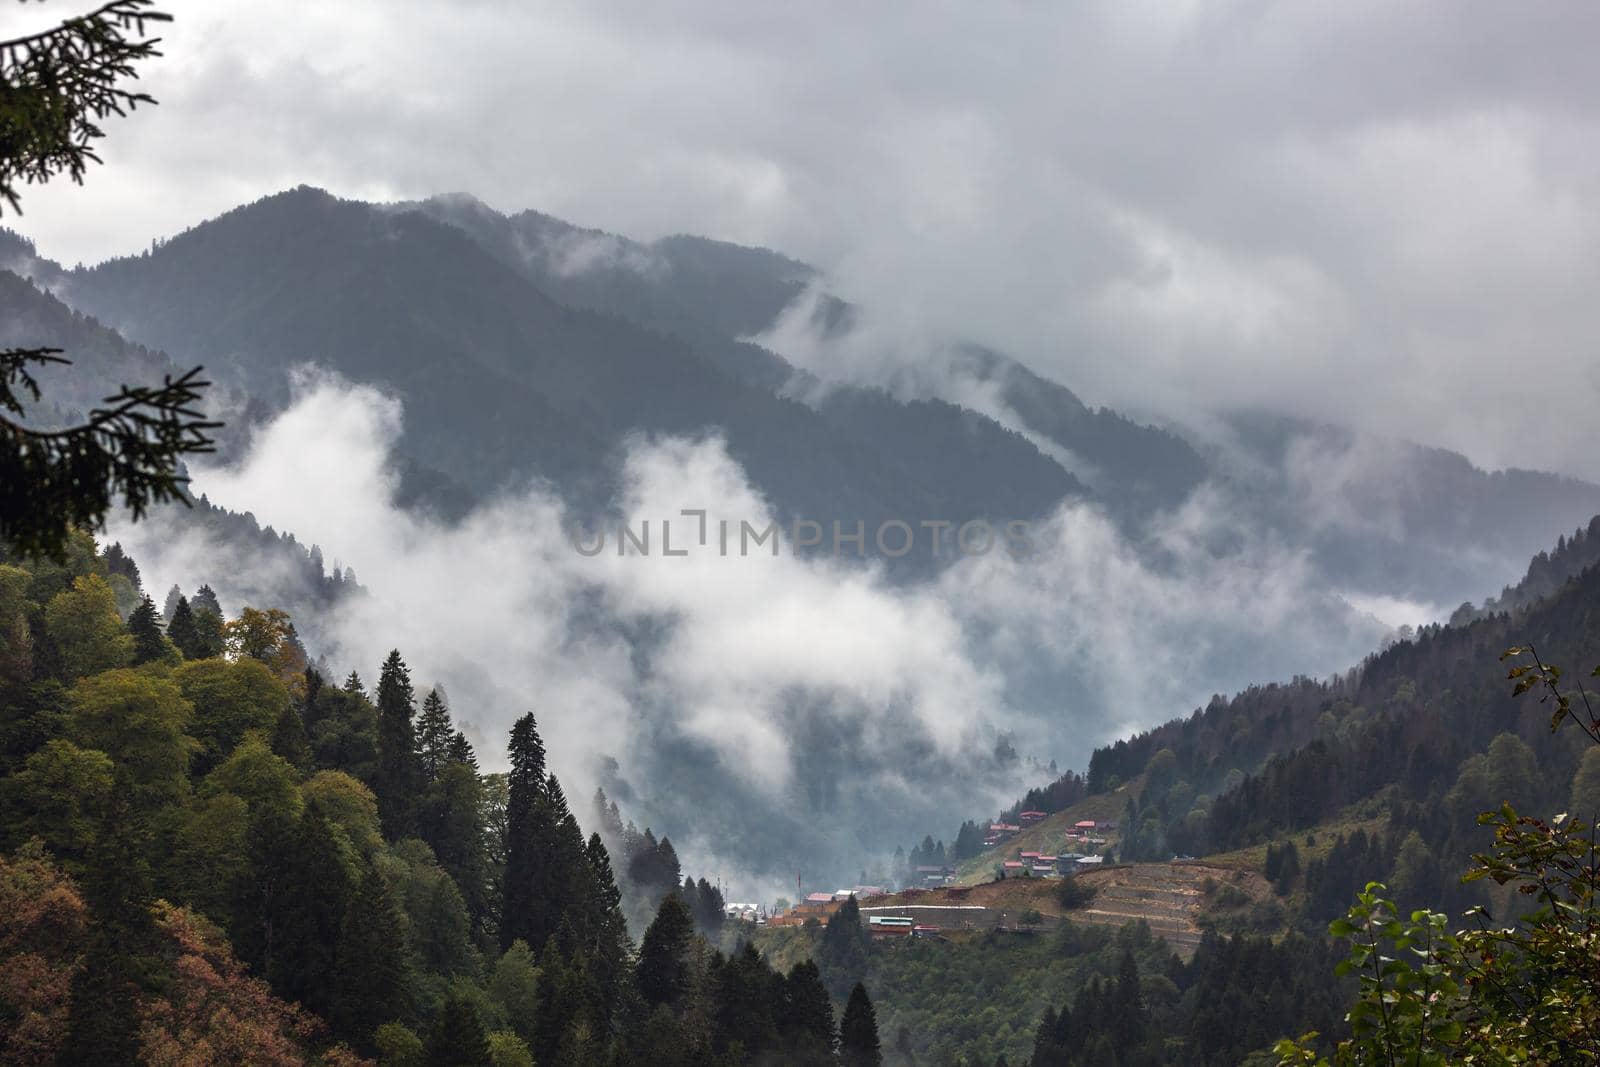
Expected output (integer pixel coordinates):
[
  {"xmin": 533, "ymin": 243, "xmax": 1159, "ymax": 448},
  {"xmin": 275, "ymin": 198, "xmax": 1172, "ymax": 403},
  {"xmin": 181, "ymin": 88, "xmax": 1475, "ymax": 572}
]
[
  {"xmin": 190, "ymin": 583, "xmax": 221, "ymax": 617},
  {"xmin": 374, "ymin": 649, "xmax": 418, "ymax": 839},
  {"xmin": 426, "ymin": 758, "xmax": 490, "ymax": 940},
  {"xmin": 533, "ymin": 939, "xmax": 582, "ymax": 1066},
  {"xmin": 270, "ymin": 701, "xmax": 310, "ymax": 770},
  {"xmin": 252, "ymin": 804, "xmax": 352, "ymax": 1017},
  {"xmin": 782, "ymin": 959, "xmax": 836, "ymax": 1064},
  {"xmin": 583, "ymin": 831, "xmax": 631, "ymax": 1015},
  {"xmin": 165, "ymin": 594, "xmax": 201, "ymax": 659},
  {"xmin": 342, "ymin": 669, "xmax": 365, "ymax": 697},
  {"xmin": 840, "ymin": 982, "xmax": 883, "ymax": 1067},
  {"xmin": 0, "ymin": 1, "xmax": 220, "ymax": 560},
  {"xmin": 715, "ymin": 940, "xmax": 781, "ymax": 1057},
  {"xmin": 446, "ymin": 729, "xmax": 477, "ymax": 769},
  {"xmin": 161, "ymin": 582, "xmax": 183, "ymax": 621},
  {"xmin": 59, "ymin": 795, "xmax": 158, "ymax": 1064},
  {"xmin": 416, "ymin": 687, "xmax": 453, "ymax": 784},
  {"xmin": 127, "ymin": 592, "xmax": 167, "ymax": 663},
  {"xmin": 332, "ymin": 862, "xmax": 406, "ymax": 1050},
  {"xmin": 500, "ymin": 712, "xmax": 546, "ymax": 952},
  {"xmin": 103, "ymin": 541, "xmax": 140, "ymax": 586},
  {"xmin": 190, "ymin": 585, "xmax": 224, "ymax": 658},
  {"xmin": 425, "ymin": 994, "xmax": 492, "ymax": 1067},
  {"xmin": 636, "ymin": 893, "xmax": 695, "ymax": 1009}
]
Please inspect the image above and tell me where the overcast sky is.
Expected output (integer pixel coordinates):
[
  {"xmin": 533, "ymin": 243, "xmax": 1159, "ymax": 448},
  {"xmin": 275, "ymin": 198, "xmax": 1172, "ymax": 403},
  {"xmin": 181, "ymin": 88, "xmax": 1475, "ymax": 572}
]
[{"xmin": 9, "ymin": 1, "xmax": 1600, "ymax": 479}]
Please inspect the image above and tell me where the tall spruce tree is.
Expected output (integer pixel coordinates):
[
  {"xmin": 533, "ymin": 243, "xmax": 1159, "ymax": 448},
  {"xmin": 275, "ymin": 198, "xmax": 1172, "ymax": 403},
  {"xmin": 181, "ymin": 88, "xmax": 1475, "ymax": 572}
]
[
  {"xmin": 840, "ymin": 982, "xmax": 883, "ymax": 1067},
  {"xmin": 416, "ymin": 687, "xmax": 453, "ymax": 784},
  {"xmin": 374, "ymin": 649, "xmax": 418, "ymax": 839},
  {"xmin": 583, "ymin": 831, "xmax": 631, "ymax": 1015},
  {"xmin": 715, "ymin": 940, "xmax": 782, "ymax": 1057},
  {"xmin": 165, "ymin": 595, "xmax": 201, "ymax": 659},
  {"xmin": 189, "ymin": 585, "xmax": 225, "ymax": 658},
  {"xmin": 332, "ymin": 862, "xmax": 406, "ymax": 1050},
  {"xmin": 782, "ymin": 959, "xmax": 836, "ymax": 1063},
  {"xmin": 127, "ymin": 592, "xmax": 166, "ymax": 664},
  {"xmin": 58, "ymin": 795, "xmax": 159, "ymax": 1064},
  {"xmin": 501, "ymin": 712, "xmax": 547, "ymax": 951},
  {"xmin": 269, "ymin": 701, "xmax": 310, "ymax": 770},
  {"xmin": 636, "ymin": 893, "xmax": 695, "ymax": 1010},
  {"xmin": 446, "ymin": 729, "xmax": 477, "ymax": 769},
  {"xmin": 257, "ymin": 804, "xmax": 353, "ymax": 1017},
  {"xmin": 425, "ymin": 994, "xmax": 492, "ymax": 1067},
  {"xmin": 161, "ymin": 583, "xmax": 183, "ymax": 622}
]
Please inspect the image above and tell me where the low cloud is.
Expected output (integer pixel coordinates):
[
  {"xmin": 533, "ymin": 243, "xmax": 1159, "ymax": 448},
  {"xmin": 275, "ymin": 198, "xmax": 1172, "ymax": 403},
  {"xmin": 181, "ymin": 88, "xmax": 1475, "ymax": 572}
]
[{"xmin": 114, "ymin": 369, "xmax": 1387, "ymax": 896}]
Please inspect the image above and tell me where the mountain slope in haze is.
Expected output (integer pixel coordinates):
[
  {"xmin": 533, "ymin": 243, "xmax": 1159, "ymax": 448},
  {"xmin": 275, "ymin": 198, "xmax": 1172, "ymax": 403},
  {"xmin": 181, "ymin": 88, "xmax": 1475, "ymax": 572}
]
[
  {"xmin": 407, "ymin": 193, "xmax": 1207, "ymax": 519},
  {"xmin": 48, "ymin": 187, "xmax": 1083, "ymax": 541},
  {"xmin": 1207, "ymin": 411, "xmax": 1600, "ymax": 606},
  {"xmin": 400, "ymin": 190, "xmax": 1600, "ymax": 608}
]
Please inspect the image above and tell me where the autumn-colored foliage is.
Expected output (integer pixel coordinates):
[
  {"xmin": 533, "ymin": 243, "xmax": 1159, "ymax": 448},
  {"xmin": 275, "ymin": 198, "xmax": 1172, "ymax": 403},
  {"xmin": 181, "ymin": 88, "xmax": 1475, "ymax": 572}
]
[
  {"xmin": 0, "ymin": 844, "xmax": 365, "ymax": 1067},
  {"xmin": 140, "ymin": 902, "xmax": 330, "ymax": 1066},
  {"xmin": 0, "ymin": 840, "xmax": 87, "ymax": 1065}
]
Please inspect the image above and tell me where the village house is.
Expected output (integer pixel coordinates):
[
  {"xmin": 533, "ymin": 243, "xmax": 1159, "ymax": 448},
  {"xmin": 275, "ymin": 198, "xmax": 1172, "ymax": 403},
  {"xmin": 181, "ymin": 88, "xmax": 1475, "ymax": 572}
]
[{"xmin": 868, "ymin": 915, "xmax": 915, "ymax": 938}]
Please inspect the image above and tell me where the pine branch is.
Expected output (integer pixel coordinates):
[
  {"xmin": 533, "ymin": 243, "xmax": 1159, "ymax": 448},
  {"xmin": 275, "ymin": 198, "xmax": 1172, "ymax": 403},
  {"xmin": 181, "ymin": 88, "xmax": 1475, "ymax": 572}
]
[
  {"xmin": 0, "ymin": 0, "xmax": 172, "ymax": 213},
  {"xmin": 0, "ymin": 349, "xmax": 220, "ymax": 558}
]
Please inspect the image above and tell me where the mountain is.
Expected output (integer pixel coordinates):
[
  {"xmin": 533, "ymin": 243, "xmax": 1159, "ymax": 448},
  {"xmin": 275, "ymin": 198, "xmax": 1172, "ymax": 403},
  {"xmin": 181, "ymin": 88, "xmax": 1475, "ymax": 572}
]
[
  {"xmin": 1204, "ymin": 411, "xmax": 1600, "ymax": 605},
  {"xmin": 11, "ymin": 187, "xmax": 1598, "ymax": 607},
  {"xmin": 45, "ymin": 187, "xmax": 1083, "ymax": 545},
  {"xmin": 405, "ymin": 193, "xmax": 1207, "ymax": 518}
]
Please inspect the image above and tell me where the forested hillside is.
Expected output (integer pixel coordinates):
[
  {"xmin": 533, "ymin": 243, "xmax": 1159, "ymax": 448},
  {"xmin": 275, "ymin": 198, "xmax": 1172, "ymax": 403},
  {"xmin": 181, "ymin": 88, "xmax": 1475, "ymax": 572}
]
[{"xmin": 0, "ymin": 532, "xmax": 886, "ymax": 1065}]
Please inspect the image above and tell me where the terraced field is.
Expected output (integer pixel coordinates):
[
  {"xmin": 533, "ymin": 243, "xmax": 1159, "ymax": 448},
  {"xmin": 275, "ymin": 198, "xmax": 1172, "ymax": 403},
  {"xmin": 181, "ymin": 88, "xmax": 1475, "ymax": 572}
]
[
  {"xmin": 1071, "ymin": 862, "xmax": 1260, "ymax": 957},
  {"xmin": 862, "ymin": 861, "xmax": 1274, "ymax": 959}
]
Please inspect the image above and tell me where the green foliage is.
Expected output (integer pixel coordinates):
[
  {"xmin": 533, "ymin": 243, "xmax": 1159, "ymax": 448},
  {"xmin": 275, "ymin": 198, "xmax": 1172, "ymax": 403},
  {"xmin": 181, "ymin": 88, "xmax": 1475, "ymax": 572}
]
[
  {"xmin": 840, "ymin": 982, "xmax": 882, "ymax": 1067},
  {"xmin": 0, "ymin": 564, "xmax": 32, "ymax": 684},
  {"xmin": 487, "ymin": 1029, "xmax": 534, "ymax": 1067},
  {"xmin": 1569, "ymin": 747, "xmax": 1600, "ymax": 821},
  {"xmin": 126, "ymin": 593, "xmax": 173, "ymax": 665},
  {"xmin": 780, "ymin": 958, "xmax": 835, "ymax": 1064},
  {"xmin": 166, "ymin": 791, "xmax": 249, "ymax": 924},
  {"xmin": 0, "ymin": 0, "xmax": 225, "ymax": 559},
  {"xmin": 301, "ymin": 769, "xmax": 382, "ymax": 856},
  {"xmin": 1057, "ymin": 875, "xmax": 1099, "ymax": 909},
  {"xmin": 174, "ymin": 656, "xmax": 290, "ymax": 775},
  {"xmin": 637, "ymin": 892, "xmax": 696, "ymax": 1009},
  {"xmin": 333, "ymin": 861, "xmax": 407, "ymax": 1049},
  {"xmin": 2, "ymin": 737, "xmax": 112, "ymax": 859},
  {"xmin": 200, "ymin": 734, "xmax": 302, "ymax": 822},
  {"xmin": 426, "ymin": 993, "xmax": 492, "ymax": 1067},
  {"xmin": 165, "ymin": 595, "xmax": 202, "ymax": 658},
  {"xmin": 488, "ymin": 940, "xmax": 540, "ymax": 1044},
  {"xmin": 1277, "ymin": 648, "xmax": 1600, "ymax": 1065},
  {"xmin": 44, "ymin": 573, "xmax": 131, "ymax": 680},
  {"xmin": 67, "ymin": 666, "xmax": 193, "ymax": 809},
  {"xmin": 374, "ymin": 1020, "xmax": 425, "ymax": 1067},
  {"xmin": 374, "ymin": 649, "xmax": 418, "ymax": 839}
]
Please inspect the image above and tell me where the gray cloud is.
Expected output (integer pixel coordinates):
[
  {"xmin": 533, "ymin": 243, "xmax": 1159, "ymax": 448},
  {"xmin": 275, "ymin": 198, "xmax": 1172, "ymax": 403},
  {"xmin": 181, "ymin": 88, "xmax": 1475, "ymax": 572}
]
[{"xmin": 10, "ymin": 2, "xmax": 1600, "ymax": 479}]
